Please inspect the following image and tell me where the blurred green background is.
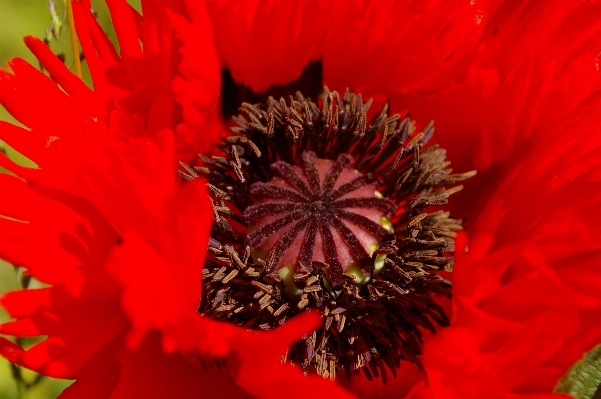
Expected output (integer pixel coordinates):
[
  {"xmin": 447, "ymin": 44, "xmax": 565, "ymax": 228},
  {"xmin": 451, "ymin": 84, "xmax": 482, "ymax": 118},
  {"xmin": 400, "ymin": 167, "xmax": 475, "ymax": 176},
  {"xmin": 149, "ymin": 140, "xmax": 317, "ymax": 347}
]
[{"xmin": 0, "ymin": 1, "xmax": 138, "ymax": 398}]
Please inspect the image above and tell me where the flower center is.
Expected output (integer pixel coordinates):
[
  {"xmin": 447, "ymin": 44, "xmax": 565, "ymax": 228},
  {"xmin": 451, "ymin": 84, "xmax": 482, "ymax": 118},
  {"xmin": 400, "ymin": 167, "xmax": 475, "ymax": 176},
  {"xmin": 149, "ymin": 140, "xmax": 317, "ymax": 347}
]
[
  {"xmin": 243, "ymin": 152, "xmax": 395, "ymax": 282},
  {"xmin": 183, "ymin": 87, "xmax": 476, "ymax": 382}
]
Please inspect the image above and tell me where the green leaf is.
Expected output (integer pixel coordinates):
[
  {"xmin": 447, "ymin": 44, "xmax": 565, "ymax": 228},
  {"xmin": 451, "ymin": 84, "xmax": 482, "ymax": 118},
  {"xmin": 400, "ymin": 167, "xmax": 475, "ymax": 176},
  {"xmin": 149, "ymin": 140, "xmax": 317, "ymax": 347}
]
[{"xmin": 555, "ymin": 345, "xmax": 601, "ymax": 399}]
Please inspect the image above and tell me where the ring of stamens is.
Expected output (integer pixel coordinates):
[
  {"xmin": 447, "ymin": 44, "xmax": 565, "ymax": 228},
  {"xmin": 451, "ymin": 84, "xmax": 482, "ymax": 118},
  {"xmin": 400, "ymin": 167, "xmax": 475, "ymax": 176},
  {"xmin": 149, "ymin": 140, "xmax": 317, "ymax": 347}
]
[{"xmin": 181, "ymin": 87, "xmax": 476, "ymax": 382}]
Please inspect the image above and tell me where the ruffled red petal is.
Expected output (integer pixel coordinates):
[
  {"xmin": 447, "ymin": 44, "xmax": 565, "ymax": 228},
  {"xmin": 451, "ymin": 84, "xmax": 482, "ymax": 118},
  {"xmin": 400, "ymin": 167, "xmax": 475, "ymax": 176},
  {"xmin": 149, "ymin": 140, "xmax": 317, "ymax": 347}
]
[
  {"xmin": 227, "ymin": 313, "xmax": 355, "ymax": 399},
  {"xmin": 58, "ymin": 333, "xmax": 123, "ymax": 399},
  {"xmin": 405, "ymin": 1, "xmax": 601, "ymax": 175},
  {"xmin": 107, "ymin": 332, "xmax": 254, "ymax": 399},
  {"xmin": 320, "ymin": 0, "xmax": 490, "ymax": 100},
  {"xmin": 0, "ymin": 337, "xmax": 25, "ymax": 364},
  {"xmin": 205, "ymin": 0, "xmax": 489, "ymax": 98},
  {"xmin": 0, "ymin": 171, "xmax": 128, "ymax": 379},
  {"xmin": 204, "ymin": 0, "xmax": 334, "ymax": 92},
  {"xmin": 169, "ymin": 1, "xmax": 223, "ymax": 155},
  {"xmin": 104, "ymin": 176, "xmax": 354, "ymax": 398},
  {"xmin": 71, "ymin": 0, "xmax": 221, "ymax": 162},
  {"xmin": 0, "ymin": 2, "xmax": 222, "ymax": 386},
  {"xmin": 0, "ymin": 174, "xmax": 118, "ymax": 288},
  {"xmin": 105, "ymin": 179, "xmax": 212, "ymax": 350},
  {"xmin": 422, "ymin": 108, "xmax": 601, "ymax": 396}
]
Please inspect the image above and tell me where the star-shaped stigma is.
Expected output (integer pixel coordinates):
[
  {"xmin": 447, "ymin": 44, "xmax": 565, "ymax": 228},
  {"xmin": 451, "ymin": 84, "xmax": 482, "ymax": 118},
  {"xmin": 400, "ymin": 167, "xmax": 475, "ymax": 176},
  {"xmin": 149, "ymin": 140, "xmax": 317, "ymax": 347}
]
[{"xmin": 242, "ymin": 151, "xmax": 396, "ymax": 285}]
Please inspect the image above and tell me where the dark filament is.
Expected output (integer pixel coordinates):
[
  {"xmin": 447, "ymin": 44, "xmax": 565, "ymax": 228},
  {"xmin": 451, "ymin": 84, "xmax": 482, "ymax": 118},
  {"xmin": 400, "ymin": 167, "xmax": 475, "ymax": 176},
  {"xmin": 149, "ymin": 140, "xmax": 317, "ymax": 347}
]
[{"xmin": 242, "ymin": 151, "xmax": 396, "ymax": 279}]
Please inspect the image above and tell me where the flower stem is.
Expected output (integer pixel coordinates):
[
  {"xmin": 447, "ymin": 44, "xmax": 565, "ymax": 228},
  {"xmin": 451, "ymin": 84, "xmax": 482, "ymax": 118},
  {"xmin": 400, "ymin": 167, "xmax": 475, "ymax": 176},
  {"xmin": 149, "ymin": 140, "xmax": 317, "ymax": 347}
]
[{"xmin": 66, "ymin": 0, "xmax": 82, "ymax": 79}]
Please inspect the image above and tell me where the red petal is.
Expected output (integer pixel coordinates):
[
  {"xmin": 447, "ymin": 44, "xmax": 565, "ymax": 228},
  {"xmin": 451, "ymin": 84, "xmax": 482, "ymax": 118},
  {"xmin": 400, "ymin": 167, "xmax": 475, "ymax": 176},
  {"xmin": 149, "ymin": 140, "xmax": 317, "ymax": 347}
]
[
  {"xmin": 169, "ymin": 1, "xmax": 222, "ymax": 158},
  {"xmin": 0, "ymin": 337, "xmax": 25, "ymax": 363},
  {"xmin": 105, "ymin": 179, "xmax": 212, "ymax": 348},
  {"xmin": 1, "ymin": 287, "xmax": 127, "ymax": 378},
  {"xmin": 72, "ymin": 0, "xmax": 123, "ymax": 100},
  {"xmin": 0, "ymin": 122, "xmax": 44, "ymax": 167},
  {"xmin": 58, "ymin": 332, "xmax": 123, "ymax": 399},
  {"xmin": 0, "ymin": 174, "xmax": 118, "ymax": 288},
  {"xmin": 23, "ymin": 36, "xmax": 105, "ymax": 116},
  {"xmin": 205, "ymin": 0, "xmax": 334, "ymax": 91},
  {"xmin": 109, "ymin": 332, "xmax": 254, "ymax": 399},
  {"xmin": 230, "ymin": 313, "xmax": 357, "ymax": 399},
  {"xmin": 321, "ymin": 0, "xmax": 487, "ymax": 97}
]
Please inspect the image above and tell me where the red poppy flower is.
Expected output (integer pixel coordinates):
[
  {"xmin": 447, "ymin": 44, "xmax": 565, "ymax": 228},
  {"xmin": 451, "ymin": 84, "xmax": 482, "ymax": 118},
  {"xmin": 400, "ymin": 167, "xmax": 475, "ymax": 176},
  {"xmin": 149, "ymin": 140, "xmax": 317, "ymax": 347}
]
[{"xmin": 1, "ymin": 1, "xmax": 600, "ymax": 399}]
